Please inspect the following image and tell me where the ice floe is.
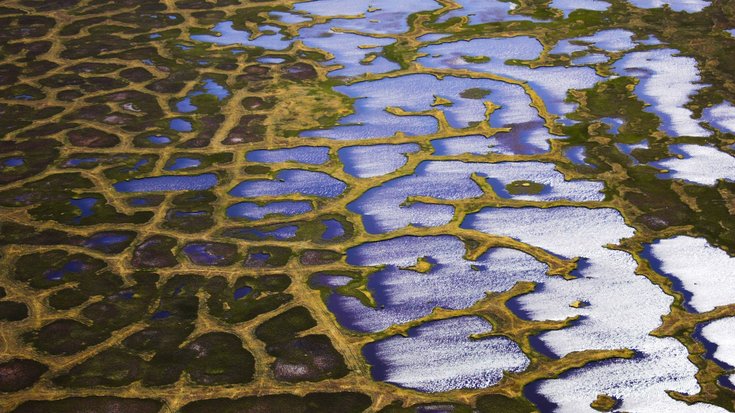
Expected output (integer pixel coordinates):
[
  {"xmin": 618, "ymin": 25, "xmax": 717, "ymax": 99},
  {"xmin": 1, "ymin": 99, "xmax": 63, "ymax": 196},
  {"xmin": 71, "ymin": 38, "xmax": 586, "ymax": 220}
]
[
  {"xmin": 363, "ymin": 316, "xmax": 530, "ymax": 392},
  {"xmin": 328, "ymin": 236, "xmax": 548, "ymax": 332},
  {"xmin": 462, "ymin": 206, "xmax": 720, "ymax": 412},
  {"xmin": 613, "ymin": 49, "xmax": 710, "ymax": 137},
  {"xmin": 339, "ymin": 144, "xmax": 420, "ymax": 178},
  {"xmin": 651, "ymin": 144, "xmax": 735, "ymax": 186},
  {"xmin": 645, "ymin": 236, "xmax": 735, "ymax": 312},
  {"xmin": 349, "ymin": 161, "xmax": 604, "ymax": 233}
]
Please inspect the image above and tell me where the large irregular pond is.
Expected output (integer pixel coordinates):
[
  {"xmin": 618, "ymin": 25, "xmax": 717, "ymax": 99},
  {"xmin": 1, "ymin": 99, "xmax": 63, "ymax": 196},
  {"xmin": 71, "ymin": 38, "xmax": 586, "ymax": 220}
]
[{"xmin": 0, "ymin": 0, "xmax": 734, "ymax": 412}]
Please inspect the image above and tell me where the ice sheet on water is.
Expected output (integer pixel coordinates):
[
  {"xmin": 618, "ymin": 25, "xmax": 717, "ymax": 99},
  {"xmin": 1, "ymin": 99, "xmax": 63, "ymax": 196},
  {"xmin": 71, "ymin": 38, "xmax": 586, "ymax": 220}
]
[
  {"xmin": 651, "ymin": 144, "xmax": 735, "ymax": 186},
  {"xmin": 339, "ymin": 144, "xmax": 420, "ymax": 178},
  {"xmin": 418, "ymin": 37, "xmax": 603, "ymax": 117},
  {"xmin": 462, "ymin": 206, "xmax": 718, "ymax": 412},
  {"xmin": 646, "ymin": 236, "xmax": 735, "ymax": 313},
  {"xmin": 364, "ymin": 316, "xmax": 530, "ymax": 392},
  {"xmin": 614, "ymin": 49, "xmax": 710, "ymax": 137},
  {"xmin": 349, "ymin": 161, "xmax": 604, "ymax": 233}
]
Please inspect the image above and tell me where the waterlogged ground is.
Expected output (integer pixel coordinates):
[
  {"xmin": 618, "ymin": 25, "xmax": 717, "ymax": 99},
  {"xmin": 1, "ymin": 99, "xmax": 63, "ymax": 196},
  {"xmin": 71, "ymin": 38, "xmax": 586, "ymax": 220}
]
[{"xmin": 1, "ymin": 0, "xmax": 735, "ymax": 412}]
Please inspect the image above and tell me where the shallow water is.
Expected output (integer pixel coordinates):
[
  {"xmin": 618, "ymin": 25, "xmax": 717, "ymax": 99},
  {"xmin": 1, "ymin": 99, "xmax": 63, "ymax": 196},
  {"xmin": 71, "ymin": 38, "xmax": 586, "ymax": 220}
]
[
  {"xmin": 627, "ymin": 0, "xmax": 711, "ymax": 12},
  {"xmin": 327, "ymin": 235, "xmax": 548, "ymax": 332},
  {"xmin": 613, "ymin": 49, "xmax": 709, "ymax": 137},
  {"xmin": 302, "ymin": 73, "xmax": 549, "ymax": 139},
  {"xmin": 363, "ymin": 316, "xmax": 530, "ymax": 392},
  {"xmin": 229, "ymin": 170, "xmax": 346, "ymax": 198},
  {"xmin": 650, "ymin": 144, "xmax": 735, "ymax": 186},
  {"xmin": 191, "ymin": 21, "xmax": 292, "ymax": 50},
  {"xmin": 435, "ymin": 0, "xmax": 540, "ymax": 24},
  {"xmin": 226, "ymin": 201, "xmax": 313, "ymax": 220},
  {"xmin": 550, "ymin": 0, "xmax": 611, "ymax": 16},
  {"xmin": 417, "ymin": 38, "xmax": 603, "ymax": 118},
  {"xmin": 462, "ymin": 206, "xmax": 718, "ymax": 412},
  {"xmin": 349, "ymin": 161, "xmax": 604, "ymax": 233},
  {"xmin": 114, "ymin": 174, "xmax": 218, "ymax": 192},
  {"xmin": 338, "ymin": 144, "xmax": 419, "ymax": 177},
  {"xmin": 246, "ymin": 146, "xmax": 330, "ymax": 165},
  {"xmin": 645, "ymin": 236, "xmax": 735, "ymax": 312}
]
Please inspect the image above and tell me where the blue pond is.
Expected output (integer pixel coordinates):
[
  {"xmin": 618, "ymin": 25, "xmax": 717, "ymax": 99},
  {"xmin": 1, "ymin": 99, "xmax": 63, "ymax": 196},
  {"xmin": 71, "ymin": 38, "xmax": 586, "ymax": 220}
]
[
  {"xmin": 3, "ymin": 157, "xmax": 24, "ymax": 167},
  {"xmin": 176, "ymin": 78, "xmax": 230, "ymax": 112},
  {"xmin": 114, "ymin": 174, "xmax": 218, "ymax": 192},
  {"xmin": 82, "ymin": 232, "xmax": 135, "ymax": 252},
  {"xmin": 226, "ymin": 200, "xmax": 313, "ymax": 220},
  {"xmin": 170, "ymin": 118, "xmax": 193, "ymax": 132},
  {"xmin": 234, "ymin": 286, "xmax": 253, "ymax": 300},
  {"xmin": 45, "ymin": 260, "xmax": 84, "ymax": 281},
  {"xmin": 191, "ymin": 21, "xmax": 291, "ymax": 50},
  {"xmin": 148, "ymin": 135, "xmax": 172, "ymax": 145},
  {"xmin": 70, "ymin": 197, "xmax": 97, "ymax": 223},
  {"xmin": 246, "ymin": 146, "xmax": 330, "ymax": 165},
  {"xmin": 322, "ymin": 219, "xmax": 345, "ymax": 240},
  {"xmin": 165, "ymin": 157, "xmax": 202, "ymax": 171},
  {"xmin": 229, "ymin": 170, "xmax": 346, "ymax": 198}
]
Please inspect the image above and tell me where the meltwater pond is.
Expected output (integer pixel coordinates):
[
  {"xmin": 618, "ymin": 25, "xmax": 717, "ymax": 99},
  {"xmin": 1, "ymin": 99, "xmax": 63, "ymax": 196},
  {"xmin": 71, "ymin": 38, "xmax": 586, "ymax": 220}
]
[
  {"xmin": 550, "ymin": 0, "xmax": 610, "ymax": 16},
  {"xmin": 364, "ymin": 316, "xmax": 530, "ymax": 392},
  {"xmin": 613, "ymin": 49, "xmax": 709, "ymax": 137},
  {"xmin": 114, "ymin": 174, "xmax": 218, "ymax": 192},
  {"xmin": 431, "ymin": 122, "xmax": 557, "ymax": 155},
  {"xmin": 226, "ymin": 201, "xmax": 313, "ymax": 220},
  {"xmin": 645, "ymin": 236, "xmax": 735, "ymax": 313},
  {"xmin": 338, "ymin": 144, "xmax": 420, "ymax": 178},
  {"xmin": 700, "ymin": 318, "xmax": 735, "ymax": 387},
  {"xmin": 650, "ymin": 144, "xmax": 735, "ymax": 186},
  {"xmin": 349, "ymin": 161, "xmax": 604, "ymax": 233},
  {"xmin": 246, "ymin": 146, "xmax": 330, "ymax": 165},
  {"xmin": 324, "ymin": 235, "xmax": 548, "ymax": 332},
  {"xmin": 229, "ymin": 170, "xmax": 346, "ymax": 198},
  {"xmin": 417, "ymin": 37, "xmax": 603, "ymax": 117},
  {"xmin": 191, "ymin": 21, "xmax": 292, "ymax": 50},
  {"xmin": 627, "ymin": 0, "xmax": 711, "ymax": 12},
  {"xmin": 293, "ymin": 0, "xmax": 442, "ymax": 34},
  {"xmin": 297, "ymin": 28, "xmax": 399, "ymax": 78},
  {"xmin": 301, "ymin": 74, "xmax": 545, "ymax": 140},
  {"xmin": 703, "ymin": 101, "xmax": 735, "ymax": 134},
  {"xmin": 462, "ymin": 206, "xmax": 720, "ymax": 412},
  {"xmin": 435, "ymin": 0, "xmax": 541, "ymax": 24}
]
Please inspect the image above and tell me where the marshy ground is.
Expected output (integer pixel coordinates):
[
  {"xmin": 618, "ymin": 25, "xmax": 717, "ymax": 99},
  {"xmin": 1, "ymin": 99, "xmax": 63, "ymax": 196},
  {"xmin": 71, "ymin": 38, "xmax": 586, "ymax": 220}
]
[{"xmin": 0, "ymin": 0, "xmax": 734, "ymax": 412}]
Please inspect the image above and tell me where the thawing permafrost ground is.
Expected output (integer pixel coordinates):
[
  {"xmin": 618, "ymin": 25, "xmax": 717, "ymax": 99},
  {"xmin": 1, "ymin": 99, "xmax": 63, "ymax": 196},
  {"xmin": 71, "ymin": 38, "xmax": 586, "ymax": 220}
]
[
  {"xmin": 349, "ymin": 161, "xmax": 605, "ymax": 233},
  {"xmin": 363, "ymin": 316, "xmax": 530, "ymax": 392},
  {"xmin": 327, "ymin": 235, "xmax": 548, "ymax": 332},
  {"xmin": 646, "ymin": 236, "xmax": 735, "ymax": 313},
  {"xmin": 651, "ymin": 144, "xmax": 735, "ymax": 186},
  {"xmin": 461, "ymin": 207, "xmax": 724, "ymax": 412}
]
